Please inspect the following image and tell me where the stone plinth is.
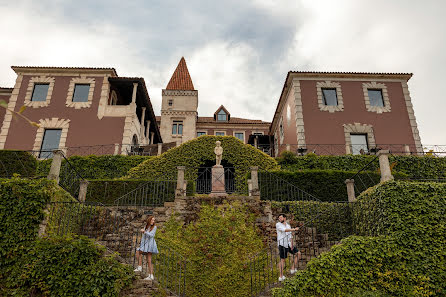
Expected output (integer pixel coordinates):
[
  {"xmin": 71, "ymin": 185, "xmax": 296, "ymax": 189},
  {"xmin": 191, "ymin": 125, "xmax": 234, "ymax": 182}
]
[{"xmin": 210, "ymin": 165, "xmax": 227, "ymax": 197}]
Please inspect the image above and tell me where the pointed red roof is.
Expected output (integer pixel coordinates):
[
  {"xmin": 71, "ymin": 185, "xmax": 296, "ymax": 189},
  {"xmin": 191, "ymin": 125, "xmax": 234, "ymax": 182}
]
[{"xmin": 166, "ymin": 57, "xmax": 195, "ymax": 90}]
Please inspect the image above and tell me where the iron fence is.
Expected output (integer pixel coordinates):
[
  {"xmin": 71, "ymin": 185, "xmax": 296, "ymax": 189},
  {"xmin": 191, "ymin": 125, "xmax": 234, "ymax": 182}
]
[
  {"xmin": 112, "ymin": 180, "xmax": 177, "ymax": 207},
  {"xmin": 258, "ymin": 170, "xmax": 321, "ymax": 202},
  {"xmin": 47, "ymin": 201, "xmax": 189, "ymax": 296},
  {"xmin": 194, "ymin": 167, "xmax": 241, "ymax": 194}
]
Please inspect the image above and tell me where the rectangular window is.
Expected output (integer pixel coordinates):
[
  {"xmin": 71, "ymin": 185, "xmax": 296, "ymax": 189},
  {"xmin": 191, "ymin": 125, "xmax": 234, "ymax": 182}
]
[
  {"xmin": 197, "ymin": 132, "xmax": 206, "ymax": 137},
  {"xmin": 168, "ymin": 99, "xmax": 173, "ymax": 106},
  {"xmin": 234, "ymin": 132, "xmax": 244, "ymax": 142},
  {"xmin": 72, "ymin": 84, "xmax": 90, "ymax": 102},
  {"xmin": 368, "ymin": 89, "xmax": 384, "ymax": 107},
  {"xmin": 31, "ymin": 84, "xmax": 49, "ymax": 102},
  {"xmin": 39, "ymin": 129, "xmax": 62, "ymax": 158},
  {"xmin": 172, "ymin": 121, "xmax": 183, "ymax": 135},
  {"xmin": 322, "ymin": 88, "xmax": 338, "ymax": 106},
  {"xmin": 215, "ymin": 131, "xmax": 225, "ymax": 136},
  {"xmin": 350, "ymin": 134, "xmax": 369, "ymax": 155},
  {"xmin": 217, "ymin": 110, "xmax": 227, "ymax": 121}
]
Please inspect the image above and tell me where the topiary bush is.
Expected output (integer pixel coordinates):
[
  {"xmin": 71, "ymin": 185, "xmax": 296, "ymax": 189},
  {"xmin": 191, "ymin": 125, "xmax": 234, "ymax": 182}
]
[
  {"xmin": 274, "ymin": 181, "xmax": 446, "ymax": 296},
  {"xmin": 126, "ymin": 136, "xmax": 279, "ymax": 190},
  {"xmin": 273, "ymin": 236, "xmax": 434, "ymax": 297},
  {"xmin": 277, "ymin": 152, "xmax": 446, "ymax": 179},
  {"xmin": 5, "ymin": 235, "xmax": 133, "ymax": 297},
  {"xmin": 0, "ymin": 150, "xmax": 37, "ymax": 177},
  {"xmin": 37, "ymin": 155, "xmax": 152, "ymax": 179},
  {"xmin": 157, "ymin": 202, "xmax": 264, "ymax": 297}
]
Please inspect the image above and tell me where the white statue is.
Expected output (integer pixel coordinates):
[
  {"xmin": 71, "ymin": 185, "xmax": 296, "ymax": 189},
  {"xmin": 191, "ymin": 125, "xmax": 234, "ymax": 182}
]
[{"xmin": 214, "ymin": 141, "xmax": 223, "ymax": 166}]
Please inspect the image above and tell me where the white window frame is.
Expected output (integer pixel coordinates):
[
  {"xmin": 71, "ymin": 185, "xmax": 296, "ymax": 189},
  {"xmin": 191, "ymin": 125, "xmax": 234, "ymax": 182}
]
[
  {"xmin": 362, "ymin": 82, "xmax": 391, "ymax": 113},
  {"xmin": 316, "ymin": 81, "xmax": 344, "ymax": 112},
  {"xmin": 196, "ymin": 131, "xmax": 207, "ymax": 137},
  {"xmin": 233, "ymin": 131, "xmax": 245, "ymax": 143},
  {"xmin": 66, "ymin": 77, "xmax": 95, "ymax": 109},
  {"xmin": 24, "ymin": 76, "xmax": 55, "ymax": 108},
  {"xmin": 215, "ymin": 131, "xmax": 226, "ymax": 136}
]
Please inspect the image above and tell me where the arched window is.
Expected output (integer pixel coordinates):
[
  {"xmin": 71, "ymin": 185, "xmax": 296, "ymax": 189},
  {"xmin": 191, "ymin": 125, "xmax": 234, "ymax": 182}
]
[{"xmin": 217, "ymin": 109, "xmax": 227, "ymax": 121}]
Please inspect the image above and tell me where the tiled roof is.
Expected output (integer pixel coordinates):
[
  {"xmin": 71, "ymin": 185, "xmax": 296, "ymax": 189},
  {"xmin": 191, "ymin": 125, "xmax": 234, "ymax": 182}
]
[
  {"xmin": 197, "ymin": 117, "xmax": 270, "ymax": 125},
  {"xmin": 166, "ymin": 57, "xmax": 195, "ymax": 90},
  {"xmin": 290, "ymin": 70, "xmax": 413, "ymax": 76},
  {"xmin": 11, "ymin": 66, "xmax": 118, "ymax": 76}
]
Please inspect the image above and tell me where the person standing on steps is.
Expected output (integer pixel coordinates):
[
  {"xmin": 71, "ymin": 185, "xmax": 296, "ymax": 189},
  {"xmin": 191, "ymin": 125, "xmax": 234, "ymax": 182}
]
[
  {"xmin": 276, "ymin": 213, "xmax": 301, "ymax": 282},
  {"xmin": 134, "ymin": 216, "xmax": 159, "ymax": 280}
]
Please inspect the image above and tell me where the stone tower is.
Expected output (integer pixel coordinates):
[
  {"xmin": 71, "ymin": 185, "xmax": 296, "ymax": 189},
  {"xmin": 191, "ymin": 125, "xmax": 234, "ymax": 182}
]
[{"xmin": 160, "ymin": 57, "xmax": 198, "ymax": 145}]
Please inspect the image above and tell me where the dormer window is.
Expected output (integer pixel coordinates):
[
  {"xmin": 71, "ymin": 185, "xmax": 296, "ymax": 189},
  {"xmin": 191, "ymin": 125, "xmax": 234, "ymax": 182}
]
[{"xmin": 217, "ymin": 109, "xmax": 227, "ymax": 121}]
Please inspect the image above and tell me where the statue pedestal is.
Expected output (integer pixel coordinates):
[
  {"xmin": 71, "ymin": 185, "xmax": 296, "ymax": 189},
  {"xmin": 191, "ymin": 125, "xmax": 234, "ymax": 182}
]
[{"xmin": 209, "ymin": 165, "xmax": 228, "ymax": 197}]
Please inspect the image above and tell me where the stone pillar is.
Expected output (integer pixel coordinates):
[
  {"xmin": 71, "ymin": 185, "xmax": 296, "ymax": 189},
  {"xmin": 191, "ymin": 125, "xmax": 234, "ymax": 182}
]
[
  {"xmin": 250, "ymin": 166, "xmax": 259, "ymax": 196},
  {"xmin": 131, "ymin": 83, "xmax": 138, "ymax": 103},
  {"xmin": 146, "ymin": 120, "xmax": 151, "ymax": 143},
  {"xmin": 254, "ymin": 137, "xmax": 258, "ymax": 149},
  {"xmin": 345, "ymin": 144, "xmax": 351, "ymax": 154},
  {"xmin": 378, "ymin": 150, "xmax": 394, "ymax": 182},
  {"xmin": 286, "ymin": 144, "xmax": 291, "ymax": 151},
  {"xmin": 176, "ymin": 166, "xmax": 185, "ymax": 197},
  {"xmin": 151, "ymin": 132, "xmax": 155, "ymax": 145},
  {"xmin": 47, "ymin": 150, "xmax": 64, "ymax": 184},
  {"xmin": 78, "ymin": 180, "xmax": 89, "ymax": 203},
  {"xmin": 404, "ymin": 145, "xmax": 411, "ymax": 156},
  {"xmin": 114, "ymin": 143, "xmax": 120, "ymax": 155},
  {"xmin": 38, "ymin": 207, "xmax": 50, "ymax": 237},
  {"xmin": 345, "ymin": 179, "xmax": 356, "ymax": 202},
  {"xmin": 183, "ymin": 180, "xmax": 187, "ymax": 197},
  {"xmin": 140, "ymin": 107, "xmax": 146, "ymax": 138},
  {"xmin": 210, "ymin": 165, "xmax": 227, "ymax": 197},
  {"xmin": 157, "ymin": 143, "xmax": 163, "ymax": 155}
]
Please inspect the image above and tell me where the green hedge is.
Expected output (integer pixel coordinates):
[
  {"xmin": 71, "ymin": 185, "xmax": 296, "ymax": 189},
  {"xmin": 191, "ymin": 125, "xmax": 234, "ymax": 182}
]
[
  {"xmin": 158, "ymin": 202, "xmax": 264, "ymax": 297},
  {"xmin": 0, "ymin": 150, "xmax": 37, "ymax": 177},
  {"xmin": 37, "ymin": 155, "xmax": 152, "ymax": 179},
  {"xmin": 277, "ymin": 152, "xmax": 446, "ymax": 179},
  {"xmin": 272, "ymin": 201, "xmax": 352, "ymax": 240},
  {"xmin": 126, "ymin": 136, "xmax": 279, "ymax": 186},
  {"xmin": 273, "ymin": 236, "xmax": 435, "ymax": 297},
  {"xmin": 259, "ymin": 170, "xmax": 407, "ymax": 202},
  {"xmin": 5, "ymin": 235, "xmax": 133, "ymax": 297},
  {"xmin": 85, "ymin": 179, "xmax": 176, "ymax": 206},
  {"xmin": 274, "ymin": 181, "xmax": 446, "ymax": 296}
]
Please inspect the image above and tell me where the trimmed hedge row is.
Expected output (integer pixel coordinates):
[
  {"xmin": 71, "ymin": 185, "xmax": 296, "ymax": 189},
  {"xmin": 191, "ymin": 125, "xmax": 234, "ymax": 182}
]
[
  {"xmin": 272, "ymin": 200, "xmax": 352, "ymax": 240},
  {"xmin": 274, "ymin": 181, "xmax": 446, "ymax": 296},
  {"xmin": 37, "ymin": 155, "xmax": 152, "ymax": 179},
  {"xmin": 126, "ymin": 135, "xmax": 279, "ymax": 182},
  {"xmin": 277, "ymin": 152, "xmax": 446, "ymax": 179},
  {"xmin": 0, "ymin": 150, "xmax": 37, "ymax": 177},
  {"xmin": 259, "ymin": 170, "xmax": 407, "ymax": 202}
]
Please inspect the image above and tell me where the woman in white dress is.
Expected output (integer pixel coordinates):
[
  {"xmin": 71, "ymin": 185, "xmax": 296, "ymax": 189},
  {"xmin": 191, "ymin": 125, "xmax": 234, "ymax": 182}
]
[{"xmin": 134, "ymin": 216, "xmax": 159, "ymax": 280}]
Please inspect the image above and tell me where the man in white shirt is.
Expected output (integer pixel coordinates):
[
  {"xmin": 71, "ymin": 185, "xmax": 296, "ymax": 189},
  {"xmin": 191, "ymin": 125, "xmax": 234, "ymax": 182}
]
[{"xmin": 276, "ymin": 213, "xmax": 301, "ymax": 282}]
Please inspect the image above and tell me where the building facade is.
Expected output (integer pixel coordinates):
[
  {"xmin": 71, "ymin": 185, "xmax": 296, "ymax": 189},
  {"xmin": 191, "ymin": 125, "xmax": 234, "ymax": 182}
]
[
  {"xmin": 0, "ymin": 66, "xmax": 161, "ymax": 156},
  {"xmin": 158, "ymin": 58, "xmax": 270, "ymax": 146},
  {"xmin": 270, "ymin": 71, "xmax": 422, "ymax": 156}
]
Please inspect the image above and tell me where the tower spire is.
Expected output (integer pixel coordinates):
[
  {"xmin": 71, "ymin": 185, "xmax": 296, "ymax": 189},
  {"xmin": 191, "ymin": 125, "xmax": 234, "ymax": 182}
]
[{"xmin": 166, "ymin": 57, "xmax": 195, "ymax": 90}]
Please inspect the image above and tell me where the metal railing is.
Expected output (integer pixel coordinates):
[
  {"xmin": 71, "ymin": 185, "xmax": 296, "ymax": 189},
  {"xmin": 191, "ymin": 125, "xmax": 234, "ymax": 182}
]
[
  {"xmin": 58, "ymin": 153, "xmax": 86, "ymax": 200},
  {"xmin": 194, "ymin": 167, "xmax": 242, "ymax": 194},
  {"xmin": 112, "ymin": 179, "xmax": 177, "ymax": 207},
  {"xmin": 258, "ymin": 170, "xmax": 321, "ymax": 202},
  {"xmin": 47, "ymin": 201, "xmax": 189, "ymax": 296}
]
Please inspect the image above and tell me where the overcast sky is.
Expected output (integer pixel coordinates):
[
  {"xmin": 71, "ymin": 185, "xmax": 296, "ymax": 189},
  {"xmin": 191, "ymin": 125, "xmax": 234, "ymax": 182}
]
[{"xmin": 0, "ymin": 0, "xmax": 445, "ymax": 144}]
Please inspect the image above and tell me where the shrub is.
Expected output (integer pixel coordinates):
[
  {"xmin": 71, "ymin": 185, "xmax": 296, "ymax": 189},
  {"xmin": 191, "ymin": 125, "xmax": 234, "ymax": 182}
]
[
  {"xmin": 126, "ymin": 135, "xmax": 279, "ymax": 184},
  {"xmin": 277, "ymin": 154, "xmax": 446, "ymax": 179},
  {"xmin": 0, "ymin": 150, "xmax": 37, "ymax": 177},
  {"xmin": 272, "ymin": 200, "xmax": 353, "ymax": 240},
  {"xmin": 272, "ymin": 236, "xmax": 434, "ymax": 297},
  {"xmin": 6, "ymin": 235, "xmax": 133, "ymax": 297},
  {"xmin": 37, "ymin": 155, "xmax": 152, "ymax": 179},
  {"xmin": 158, "ymin": 202, "xmax": 264, "ymax": 297},
  {"xmin": 0, "ymin": 177, "xmax": 54, "ymax": 271},
  {"xmin": 274, "ymin": 181, "xmax": 446, "ymax": 296}
]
